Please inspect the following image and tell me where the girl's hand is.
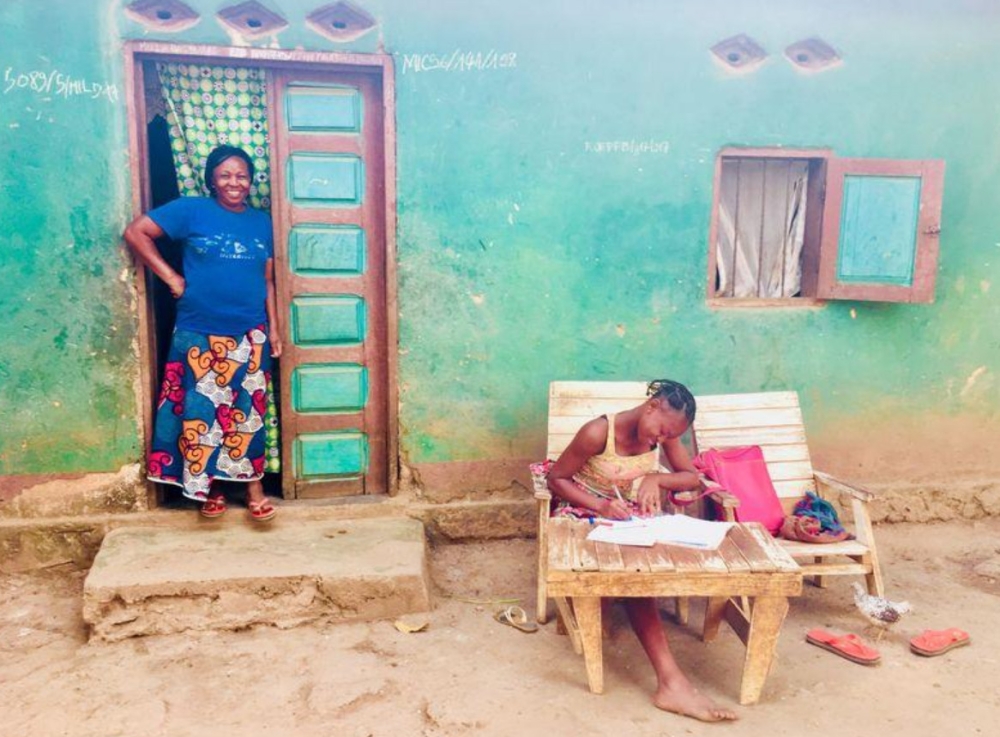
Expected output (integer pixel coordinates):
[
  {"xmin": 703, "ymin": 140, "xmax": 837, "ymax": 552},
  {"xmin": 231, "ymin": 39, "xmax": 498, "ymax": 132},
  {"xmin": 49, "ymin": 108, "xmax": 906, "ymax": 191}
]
[
  {"xmin": 599, "ymin": 496, "xmax": 631, "ymax": 520},
  {"xmin": 269, "ymin": 327, "xmax": 283, "ymax": 358},
  {"xmin": 165, "ymin": 273, "xmax": 186, "ymax": 299},
  {"xmin": 637, "ymin": 475, "xmax": 663, "ymax": 517}
]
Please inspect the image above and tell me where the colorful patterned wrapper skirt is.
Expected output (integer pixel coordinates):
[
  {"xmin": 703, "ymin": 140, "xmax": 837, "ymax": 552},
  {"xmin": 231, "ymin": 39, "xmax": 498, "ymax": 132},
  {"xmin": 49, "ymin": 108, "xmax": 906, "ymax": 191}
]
[{"xmin": 148, "ymin": 326, "xmax": 273, "ymax": 501}]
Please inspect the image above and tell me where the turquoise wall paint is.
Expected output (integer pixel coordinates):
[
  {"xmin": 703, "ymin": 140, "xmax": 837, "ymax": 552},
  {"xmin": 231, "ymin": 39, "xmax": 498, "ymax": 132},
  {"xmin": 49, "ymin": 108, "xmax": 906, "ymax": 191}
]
[
  {"xmin": 1, "ymin": 0, "xmax": 998, "ymax": 479},
  {"xmin": 0, "ymin": 1, "xmax": 135, "ymax": 474}
]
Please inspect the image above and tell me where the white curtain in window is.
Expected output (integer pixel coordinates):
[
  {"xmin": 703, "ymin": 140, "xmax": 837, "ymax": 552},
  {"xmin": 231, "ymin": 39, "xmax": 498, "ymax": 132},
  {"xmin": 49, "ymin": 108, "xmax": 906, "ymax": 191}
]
[{"xmin": 716, "ymin": 159, "xmax": 808, "ymax": 298}]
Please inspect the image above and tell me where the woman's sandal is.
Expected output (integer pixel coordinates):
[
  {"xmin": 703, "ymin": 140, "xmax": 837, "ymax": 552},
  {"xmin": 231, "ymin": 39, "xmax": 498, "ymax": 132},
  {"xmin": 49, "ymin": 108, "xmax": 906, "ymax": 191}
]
[
  {"xmin": 248, "ymin": 496, "xmax": 277, "ymax": 522},
  {"xmin": 199, "ymin": 494, "xmax": 227, "ymax": 519}
]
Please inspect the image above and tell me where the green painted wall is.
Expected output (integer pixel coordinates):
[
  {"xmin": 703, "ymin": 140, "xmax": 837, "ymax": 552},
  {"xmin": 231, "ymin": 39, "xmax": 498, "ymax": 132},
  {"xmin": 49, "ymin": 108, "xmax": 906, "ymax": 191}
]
[
  {"xmin": 0, "ymin": 1, "xmax": 135, "ymax": 474},
  {"xmin": 1, "ymin": 0, "xmax": 998, "ymax": 481}
]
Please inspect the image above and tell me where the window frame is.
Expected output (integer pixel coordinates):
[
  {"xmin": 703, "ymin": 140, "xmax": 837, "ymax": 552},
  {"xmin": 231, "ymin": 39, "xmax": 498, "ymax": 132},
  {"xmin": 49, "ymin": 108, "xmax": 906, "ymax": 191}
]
[{"xmin": 706, "ymin": 147, "xmax": 944, "ymax": 306}]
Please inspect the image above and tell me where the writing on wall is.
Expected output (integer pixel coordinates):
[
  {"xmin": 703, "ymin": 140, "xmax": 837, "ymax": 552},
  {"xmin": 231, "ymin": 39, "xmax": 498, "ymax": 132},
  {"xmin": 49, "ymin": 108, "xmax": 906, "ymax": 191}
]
[
  {"xmin": 584, "ymin": 139, "xmax": 670, "ymax": 155},
  {"xmin": 3, "ymin": 66, "xmax": 120, "ymax": 103},
  {"xmin": 400, "ymin": 50, "xmax": 517, "ymax": 74}
]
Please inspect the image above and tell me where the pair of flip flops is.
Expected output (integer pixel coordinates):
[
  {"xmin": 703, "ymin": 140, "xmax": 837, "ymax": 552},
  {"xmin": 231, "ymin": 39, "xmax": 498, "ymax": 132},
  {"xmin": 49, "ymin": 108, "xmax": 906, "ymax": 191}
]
[
  {"xmin": 806, "ymin": 627, "xmax": 971, "ymax": 665},
  {"xmin": 200, "ymin": 494, "xmax": 277, "ymax": 522},
  {"xmin": 494, "ymin": 605, "xmax": 538, "ymax": 633}
]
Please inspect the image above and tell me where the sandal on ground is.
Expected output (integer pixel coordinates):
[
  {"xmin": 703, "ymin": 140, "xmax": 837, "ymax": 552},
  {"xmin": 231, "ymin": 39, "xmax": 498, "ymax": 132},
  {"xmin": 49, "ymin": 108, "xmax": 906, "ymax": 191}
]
[
  {"xmin": 247, "ymin": 496, "xmax": 277, "ymax": 522},
  {"xmin": 805, "ymin": 628, "xmax": 881, "ymax": 666},
  {"xmin": 910, "ymin": 628, "xmax": 970, "ymax": 657},
  {"xmin": 199, "ymin": 494, "xmax": 227, "ymax": 519},
  {"xmin": 494, "ymin": 605, "xmax": 538, "ymax": 633}
]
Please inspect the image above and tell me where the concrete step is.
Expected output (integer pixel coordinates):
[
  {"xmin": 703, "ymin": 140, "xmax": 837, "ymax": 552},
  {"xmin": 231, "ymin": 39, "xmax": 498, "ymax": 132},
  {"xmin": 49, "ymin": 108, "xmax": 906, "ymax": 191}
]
[{"xmin": 82, "ymin": 516, "xmax": 430, "ymax": 642}]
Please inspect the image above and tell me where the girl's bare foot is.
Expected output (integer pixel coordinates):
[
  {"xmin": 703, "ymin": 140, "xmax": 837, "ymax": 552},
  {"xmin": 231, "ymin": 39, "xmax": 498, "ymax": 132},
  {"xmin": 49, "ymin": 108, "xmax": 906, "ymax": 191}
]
[{"xmin": 653, "ymin": 680, "xmax": 738, "ymax": 722}]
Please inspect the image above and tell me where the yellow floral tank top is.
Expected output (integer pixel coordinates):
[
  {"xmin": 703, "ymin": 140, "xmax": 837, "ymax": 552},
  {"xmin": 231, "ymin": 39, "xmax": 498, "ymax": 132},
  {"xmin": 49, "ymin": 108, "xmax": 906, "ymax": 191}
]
[{"xmin": 573, "ymin": 413, "xmax": 659, "ymax": 502}]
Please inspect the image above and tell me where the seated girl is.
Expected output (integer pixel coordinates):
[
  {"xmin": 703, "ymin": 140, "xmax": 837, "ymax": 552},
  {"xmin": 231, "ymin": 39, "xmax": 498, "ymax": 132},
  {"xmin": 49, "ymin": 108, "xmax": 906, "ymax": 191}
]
[{"xmin": 545, "ymin": 379, "xmax": 737, "ymax": 723}]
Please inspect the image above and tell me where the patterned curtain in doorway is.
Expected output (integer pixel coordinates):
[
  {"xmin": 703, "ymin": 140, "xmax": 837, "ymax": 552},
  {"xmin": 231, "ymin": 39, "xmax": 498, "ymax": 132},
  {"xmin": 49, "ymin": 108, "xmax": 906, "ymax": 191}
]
[
  {"xmin": 155, "ymin": 62, "xmax": 271, "ymax": 209},
  {"xmin": 155, "ymin": 61, "xmax": 280, "ymax": 473}
]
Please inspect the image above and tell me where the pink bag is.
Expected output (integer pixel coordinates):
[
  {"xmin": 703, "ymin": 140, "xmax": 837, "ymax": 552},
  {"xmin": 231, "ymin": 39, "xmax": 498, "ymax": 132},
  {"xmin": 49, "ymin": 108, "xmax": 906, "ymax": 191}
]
[{"xmin": 693, "ymin": 445, "xmax": 785, "ymax": 535}]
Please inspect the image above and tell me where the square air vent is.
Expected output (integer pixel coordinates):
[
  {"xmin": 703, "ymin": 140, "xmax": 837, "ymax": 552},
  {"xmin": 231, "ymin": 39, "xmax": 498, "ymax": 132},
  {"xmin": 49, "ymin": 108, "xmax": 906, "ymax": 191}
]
[
  {"xmin": 785, "ymin": 38, "xmax": 842, "ymax": 72},
  {"xmin": 710, "ymin": 34, "xmax": 768, "ymax": 73},
  {"xmin": 217, "ymin": 1, "xmax": 288, "ymax": 39},
  {"xmin": 306, "ymin": 2, "xmax": 378, "ymax": 43},
  {"xmin": 125, "ymin": 0, "xmax": 200, "ymax": 31}
]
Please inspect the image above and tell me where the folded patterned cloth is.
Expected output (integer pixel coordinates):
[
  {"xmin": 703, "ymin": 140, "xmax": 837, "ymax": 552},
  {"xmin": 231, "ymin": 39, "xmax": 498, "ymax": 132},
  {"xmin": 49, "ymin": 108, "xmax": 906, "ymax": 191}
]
[{"xmin": 780, "ymin": 492, "xmax": 853, "ymax": 543}]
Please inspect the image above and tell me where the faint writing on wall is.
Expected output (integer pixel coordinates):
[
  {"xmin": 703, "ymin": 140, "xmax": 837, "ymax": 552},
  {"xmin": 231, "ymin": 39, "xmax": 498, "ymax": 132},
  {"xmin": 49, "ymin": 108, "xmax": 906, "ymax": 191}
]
[
  {"xmin": 400, "ymin": 50, "xmax": 517, "ymax": 74},
  {"xmin": 584, "ymin": 139, "xmax": 670, "ymax": 155},
  {"xmin": 3, "ymin": 67, "xmax": 120, "ymax": 103}
]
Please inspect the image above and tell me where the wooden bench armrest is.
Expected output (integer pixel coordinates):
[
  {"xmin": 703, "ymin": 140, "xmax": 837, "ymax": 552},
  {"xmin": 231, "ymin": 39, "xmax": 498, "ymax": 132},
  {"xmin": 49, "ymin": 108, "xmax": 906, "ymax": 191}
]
[
  {"xmin": 699, "ymin": 476, "xmax": 740, "ymax": 509},
  {"xmin": 530, "ymin": 468, "xmax": 552, "ymax": 502},
  {"xmin": 813, "ymin": 470, "xmax": 875, "ymax": 503},
  {"xmin": 708, "ymin": 489, "xmax": 741, "ymax": 508}
]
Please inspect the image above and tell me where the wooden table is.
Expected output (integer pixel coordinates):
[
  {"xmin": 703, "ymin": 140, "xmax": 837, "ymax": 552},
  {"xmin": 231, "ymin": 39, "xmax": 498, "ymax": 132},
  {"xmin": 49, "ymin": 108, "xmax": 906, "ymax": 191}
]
[{"xmin": 544, "ymin": 518, "xmax": 803, "ymax": 705}]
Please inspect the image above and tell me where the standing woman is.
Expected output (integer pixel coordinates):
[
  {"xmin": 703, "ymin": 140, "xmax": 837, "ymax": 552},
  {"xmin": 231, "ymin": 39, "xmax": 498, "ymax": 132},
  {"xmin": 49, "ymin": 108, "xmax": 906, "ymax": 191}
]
[{"xmin": 124, "ymin": 144, "xmax": 282, "ymax": 521}]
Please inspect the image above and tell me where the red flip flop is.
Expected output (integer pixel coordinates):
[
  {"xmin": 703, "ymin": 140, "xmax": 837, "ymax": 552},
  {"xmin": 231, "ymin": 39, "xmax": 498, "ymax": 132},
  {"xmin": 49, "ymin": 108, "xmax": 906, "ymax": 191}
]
[
  {"xmin": 910, "ymin": 628, "xmax": 970, "ymax": 657},
  {"xmin": 806, "ymin": 628, "xmax": 881, "ymax": 666},
  {"xmin": 199, "ymin": 494, "xmax": 227, "ymax": 519}
]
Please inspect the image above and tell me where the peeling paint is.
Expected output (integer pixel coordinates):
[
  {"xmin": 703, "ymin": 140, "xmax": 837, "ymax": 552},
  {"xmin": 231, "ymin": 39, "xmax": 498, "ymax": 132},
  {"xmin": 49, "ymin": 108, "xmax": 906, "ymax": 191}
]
[{"xmin": 960, "ymin": 366, "xmax": 989, "ymax": 398}]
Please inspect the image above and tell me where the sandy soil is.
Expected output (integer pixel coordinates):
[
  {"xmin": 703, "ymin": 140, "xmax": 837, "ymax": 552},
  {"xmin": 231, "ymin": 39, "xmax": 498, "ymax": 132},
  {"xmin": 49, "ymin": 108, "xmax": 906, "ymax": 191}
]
[{"xmin": 2, "ymin": 519, "xmax": 999, "ymax": 737}]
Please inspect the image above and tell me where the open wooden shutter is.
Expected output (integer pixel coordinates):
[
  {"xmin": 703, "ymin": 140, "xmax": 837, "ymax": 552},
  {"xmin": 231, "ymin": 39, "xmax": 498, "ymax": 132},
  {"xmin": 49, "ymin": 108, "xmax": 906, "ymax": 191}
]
[{"xmin": 818, "ymin": 158, "xmax": 945, "ymax": 303}]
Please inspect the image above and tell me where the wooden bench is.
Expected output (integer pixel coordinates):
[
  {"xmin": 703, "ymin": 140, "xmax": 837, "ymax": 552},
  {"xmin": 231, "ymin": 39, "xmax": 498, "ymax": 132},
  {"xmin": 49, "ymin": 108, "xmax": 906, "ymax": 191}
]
[
  {"xmin": 693, "ymin": 390, "xmax": 884, "ymax": 596},
  {"xmin": 532, "ymin": 382, "xmax": 884, "ymax": 623}
]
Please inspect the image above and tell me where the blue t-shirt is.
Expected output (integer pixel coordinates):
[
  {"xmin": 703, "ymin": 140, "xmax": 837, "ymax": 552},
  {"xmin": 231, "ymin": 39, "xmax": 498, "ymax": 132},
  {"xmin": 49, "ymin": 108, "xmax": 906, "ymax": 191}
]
[{"xmin": 149, "ymin": 197, "xmax": 274, "ymax": 336}]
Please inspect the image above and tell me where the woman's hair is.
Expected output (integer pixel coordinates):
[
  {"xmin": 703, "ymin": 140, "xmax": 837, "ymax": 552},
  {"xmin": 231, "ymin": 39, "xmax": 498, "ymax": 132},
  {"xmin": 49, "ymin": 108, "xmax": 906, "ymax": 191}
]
[
  {"xmin": 203, "ymin": 145, "xmax": 255, "ymax": 197},
  {"xmin": 646, "ymin": 379, "xmax": 696, "ymax": 422}
]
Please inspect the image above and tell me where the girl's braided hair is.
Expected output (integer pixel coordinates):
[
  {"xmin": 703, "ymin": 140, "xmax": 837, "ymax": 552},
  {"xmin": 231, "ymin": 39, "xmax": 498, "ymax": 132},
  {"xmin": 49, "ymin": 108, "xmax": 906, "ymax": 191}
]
[{"xmin": 646, "ymin": 379, "xmax": 696, "ymax": 422}]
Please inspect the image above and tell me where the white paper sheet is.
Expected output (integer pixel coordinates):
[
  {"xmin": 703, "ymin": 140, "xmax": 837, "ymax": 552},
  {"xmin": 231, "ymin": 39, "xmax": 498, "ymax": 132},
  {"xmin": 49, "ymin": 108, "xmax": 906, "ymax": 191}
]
[{"xmin": 586, "ymin": 515, "xmax": 734, "ymax": 549}]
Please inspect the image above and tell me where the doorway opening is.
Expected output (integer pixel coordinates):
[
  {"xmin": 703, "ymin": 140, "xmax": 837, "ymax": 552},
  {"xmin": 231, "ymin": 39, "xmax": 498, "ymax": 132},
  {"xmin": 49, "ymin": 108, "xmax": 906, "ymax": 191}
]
[{"xmin": 126, "ymin": 42, "xmax": 398, "ymax": 506}]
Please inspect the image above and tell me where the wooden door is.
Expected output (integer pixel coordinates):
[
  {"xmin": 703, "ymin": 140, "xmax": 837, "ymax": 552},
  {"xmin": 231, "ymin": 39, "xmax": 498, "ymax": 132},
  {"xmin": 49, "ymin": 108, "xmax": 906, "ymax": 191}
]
[{"xmin": 268, "ymin": 67, "xmax": 390, "ymax": 498}]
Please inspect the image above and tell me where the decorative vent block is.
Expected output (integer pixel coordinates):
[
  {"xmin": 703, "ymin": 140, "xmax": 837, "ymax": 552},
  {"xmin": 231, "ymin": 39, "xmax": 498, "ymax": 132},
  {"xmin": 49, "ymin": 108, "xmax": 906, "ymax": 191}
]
[
  {"xmin": 124, "ymin": 0, "xmax": 200, "ymax": 32},
  {"xmin": 710, "ymin": 34, "xmax": 768, "ymax": 73},
  {"xmin": 217, "ymin": 1, "xmax": 288, "ymax": 39},
  {"xmin": 306, "ymin": 2, "xmax": 378, "ymax": 43},
  {"xmin": 785, "ymin": 38, "xmax": 842, "ymax": 72}
]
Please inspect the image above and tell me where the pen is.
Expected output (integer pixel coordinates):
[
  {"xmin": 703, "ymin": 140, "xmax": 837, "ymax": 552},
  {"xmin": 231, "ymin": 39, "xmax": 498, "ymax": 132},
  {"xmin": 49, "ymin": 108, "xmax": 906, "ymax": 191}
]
[{"xmin": 611, "ymin": 486, "xmax": 636, "ymax": 521}]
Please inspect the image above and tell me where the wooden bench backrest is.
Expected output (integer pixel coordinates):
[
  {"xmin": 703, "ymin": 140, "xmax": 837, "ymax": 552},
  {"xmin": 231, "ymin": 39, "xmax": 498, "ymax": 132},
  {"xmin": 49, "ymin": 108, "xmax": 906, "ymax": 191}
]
[
  {"xmin": 546, "ymin": 383, "xmax": 816, "ymax": 509},
  {"xmin": 546, "ymin": 381, "xmax": 651, "ymax": 459},
  {"xmin": 692, "ymin": 391, "xmax": 817, "ymax": 504}
]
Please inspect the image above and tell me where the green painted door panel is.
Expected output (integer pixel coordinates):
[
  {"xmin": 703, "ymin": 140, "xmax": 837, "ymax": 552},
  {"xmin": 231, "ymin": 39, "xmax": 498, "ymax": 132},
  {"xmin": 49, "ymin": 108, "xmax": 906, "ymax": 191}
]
[
  {"xmin": 290, "ymin": 295, "xmax": 366, "ymax": 345},
  {"xmin": 292, "ymin": 364, "xmax": 368, "ymax": 413},
  {"xmin": 289, "ymin": 225, "xmax": 366, "ymax": 276},
  {"xmin": 837, "ymin": 175, "xmax": 921, "ymax": 285},
  {"xmin": 294, "ymin": 431, "xmax": 369, "ymax": 478},
  {"xmin": 286, "ymin": 85, "xmax": 361, "ymax": 132},
  {"xmin": 288, "ymin": 154, "xmax": 363, "ymax": 203}
]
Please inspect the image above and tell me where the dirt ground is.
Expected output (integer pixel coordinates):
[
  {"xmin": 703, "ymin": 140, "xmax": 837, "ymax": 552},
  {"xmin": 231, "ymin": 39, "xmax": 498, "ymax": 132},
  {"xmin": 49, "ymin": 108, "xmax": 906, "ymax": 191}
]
[{"xmin": 2, "ymin": 518, "xmax": 999, "ymax": 737}]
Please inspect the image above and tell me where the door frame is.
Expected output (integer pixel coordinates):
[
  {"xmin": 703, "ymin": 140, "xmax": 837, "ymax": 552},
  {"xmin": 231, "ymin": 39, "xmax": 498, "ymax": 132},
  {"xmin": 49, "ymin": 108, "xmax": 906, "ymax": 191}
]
[{"xmin": 123, "ymin": 41, "xmax": 399, "ymax": 504}]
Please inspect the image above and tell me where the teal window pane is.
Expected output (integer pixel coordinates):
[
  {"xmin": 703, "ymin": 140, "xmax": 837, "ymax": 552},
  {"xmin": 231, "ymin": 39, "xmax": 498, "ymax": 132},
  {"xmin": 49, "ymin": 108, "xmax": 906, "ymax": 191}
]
[
  {"xmin": 286, "ymin": 85, "xmax": 361, "ymax": 132},
  {"xmin": 295, "ymin": 432, "xmax": 369, "ymax": 478},
  {"xmin": 837, "ymin": 175, "xmax": 921, "ymax": 286},
  {"xmin": 290, "ymin": 295, "xmax": 366, "ymax": 346},
  {"xmin": 288, "ymin": 154, "xmax": 363, "ymax": 204},
  {"xmin": 291, "ymin": 364, "xmax": 368, "ymax": 413},
  {"xmin": 289, "ymin": 225, "xmax": 365, "ymax": 276}
]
